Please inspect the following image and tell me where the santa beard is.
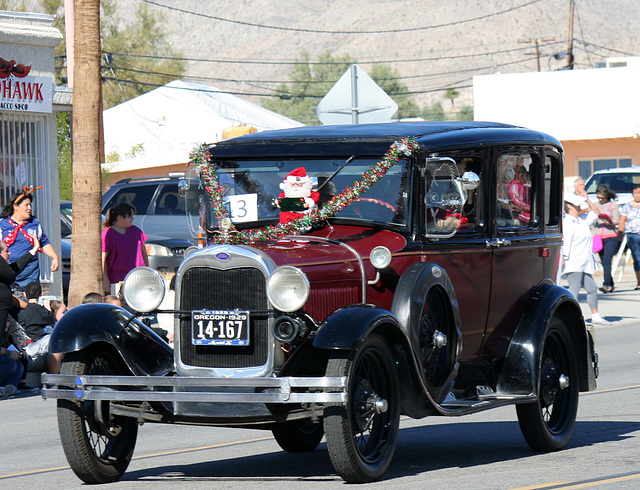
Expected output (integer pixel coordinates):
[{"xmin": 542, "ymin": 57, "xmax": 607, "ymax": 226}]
[{"xmin": 282, "ymin": 180, "xmax": 313, "ymax": 198}]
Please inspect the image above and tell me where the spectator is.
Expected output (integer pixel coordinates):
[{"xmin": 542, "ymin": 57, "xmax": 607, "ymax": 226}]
[
  {"xmin": 0, "ymin": 189, "xmax": 59, "ymax": 286},
  {"xmin": 102, "ymin": 203, "xmax": 148, "ymax": 295},
  {"xmin": 0, "ymin": 235, "xmax": 40, "ymax": 351},
  {"xmin": 0, "ymin": 342, "xmax": 23, "ymax": 398},
  {"xmin": 590, "ymin": 184, "xmax": 620, "ymax": 293},
  {"xmin": 561, "ymin": 193, "xmax": 607, "ymax": 324},
  {"xmin": 618, "ymin": 183, "xmax": 640, "ymax": 290},
  {"xmin": 50, "ymin": 299, "xmax": 67, "ymax": 321},
  {"xmin": 573, "ymin": 177, "xmax": 586, "ymax": 196},
  {"xmin": 18, "ymin": 282, "xmax": 62, "ymax": 373},
  {"xmin": 103, "ymin": 294, "xmax": 121, "ymax": 306},
  {"xmin": 82, "ymin": 292, "xmax": 103, "ymax": 304}
]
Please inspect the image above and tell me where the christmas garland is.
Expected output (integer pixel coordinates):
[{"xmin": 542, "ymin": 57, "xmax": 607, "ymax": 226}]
[{"xmin": 188, "ymin": 137, "xmax": 419, "ymax": 244}]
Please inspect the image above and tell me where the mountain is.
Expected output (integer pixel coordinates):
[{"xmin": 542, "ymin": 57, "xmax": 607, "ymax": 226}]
[{"xmin": 121, "ymin": 0, "xmax": 640, "ymax": 118}]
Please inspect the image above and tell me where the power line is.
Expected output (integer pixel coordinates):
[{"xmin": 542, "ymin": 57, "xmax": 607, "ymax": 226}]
[
  {"xmin": 104, "ymin": 56, "xmax": 534, "ymax": 87},
  {"xmin": 101, "ymin": 75, "xmax": 474, "ymax": 99},
  {"xmin": 103, "ymin": 42, "xmax": 557, "ymax": 66},
  {"xmin": 142, "ymin": 0, "xmax": 544, "ymax": 35}
]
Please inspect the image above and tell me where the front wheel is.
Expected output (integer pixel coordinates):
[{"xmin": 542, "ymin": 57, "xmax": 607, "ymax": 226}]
[
  {"xmin": 516, "ymin": 316, "xmax": 579, "ymax": 451},
  {"xmin": 272, "ymin": 418, "xmax": 324, "ymax": 452},
  {"xmin": 57, "ymin": 349, "xmax": 138, "ymax": 484},
  {"xmin": 323, "ymin": 334, "xmax": 400, "ymax": 483}
]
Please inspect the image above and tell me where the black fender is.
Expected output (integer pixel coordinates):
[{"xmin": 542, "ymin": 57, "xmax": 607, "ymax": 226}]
[
  {"xmin": 496, "ymin": 282, "xmax": 596, "ymax": 396},
  {"xmin": 49, "ymin": 303, "xmax": 174, "ymax": 376},
  {"xmin": 313, "ymin": 304, "xmax": 405, "ymax": 350},
  {"xmin": 390, "ymin": 262, "xmax": 463, "ymax": 404},
  {"xmin": 313, "ymin": 304, "xmax": 439, "ymax": 418}
]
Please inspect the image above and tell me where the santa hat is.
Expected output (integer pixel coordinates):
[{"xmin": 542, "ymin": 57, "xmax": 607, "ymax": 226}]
[{"xmin": 284, "ymin": 167, "xmax": 309, "ymax": 184}]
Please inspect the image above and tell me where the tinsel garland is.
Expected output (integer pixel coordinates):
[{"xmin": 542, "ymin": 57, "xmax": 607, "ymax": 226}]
[{"xmin": 188, "ymin": 137, "xmax": 419, "ymax": 244}]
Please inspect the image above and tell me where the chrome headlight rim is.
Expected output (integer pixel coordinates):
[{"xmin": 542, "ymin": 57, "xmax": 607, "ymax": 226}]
[
  {"xmin": 370, "ymin": 246, "xmax": 392, "ymax": 270},
  {"xmin": 266, "ymin": 266, "xmax": 310, "ymax": 313},
  {"xmin": 122, "ymin": 266, "xmax": 166, "ymax": 313}
]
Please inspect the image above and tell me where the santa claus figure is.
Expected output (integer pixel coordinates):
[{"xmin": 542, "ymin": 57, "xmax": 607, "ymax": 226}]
[{"xmin": 277, "ymin": 167, "xmax": 320, "ymax": 224}]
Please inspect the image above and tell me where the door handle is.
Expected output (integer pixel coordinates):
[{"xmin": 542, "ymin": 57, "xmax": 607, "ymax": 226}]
[{"xmin": 485, "ymin": 238, "xmax": 512, "ymax": 248}]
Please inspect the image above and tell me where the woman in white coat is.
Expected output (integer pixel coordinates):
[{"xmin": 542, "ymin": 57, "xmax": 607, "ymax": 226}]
[{"xmin": 562, "ymin": 193, "xmax": 607, "ymax": 324}]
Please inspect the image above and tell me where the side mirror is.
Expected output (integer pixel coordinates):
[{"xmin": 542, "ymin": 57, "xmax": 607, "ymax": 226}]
[
  {"xmin": 458, "ymin": 171, "xmax": 480, "ymax": 190},
  {"xmin": 178, "ymin": 178, "xmax": 189, "ymax": 197}
]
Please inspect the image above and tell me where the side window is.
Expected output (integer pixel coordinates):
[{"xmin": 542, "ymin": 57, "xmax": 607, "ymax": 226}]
[
  {"xmin": 103, "ymin": 185, "xmax": 155, "ymax": 216},
  {"xmin": 155, "ymin": 184, "xmax": 185, "ymax": 216},
  {"xmin": 424, "ymin": 155, "xmax": 483, "ymax": 237},
  {"xmin": 496, "ymin": 152, "xmax": 537, "ymax": 230},
  {"xmin": 544, "ymin": 150, "xmax": 562, "ymax": 228}
]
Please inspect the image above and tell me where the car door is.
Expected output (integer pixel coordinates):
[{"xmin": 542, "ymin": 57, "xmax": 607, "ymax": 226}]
[
  {"xmin": 421, "ymin": 151, "xmax": 492, "ymax": 360},
  {"xmin": 481, "ymin": 147, "xmax": 545, "ymax": 358}
]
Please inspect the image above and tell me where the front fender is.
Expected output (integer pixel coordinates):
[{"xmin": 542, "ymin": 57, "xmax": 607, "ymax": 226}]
[
  {"xmin": 313, "ymin": 304, "xmax": 403, "ymax": 350},
  {"xmin": 496, "ymin": 283, "xmax": 596, "ymax": 396},
  {"xmin": 49, "ymin": 303, "xmax": 174, "ymax": 376}
]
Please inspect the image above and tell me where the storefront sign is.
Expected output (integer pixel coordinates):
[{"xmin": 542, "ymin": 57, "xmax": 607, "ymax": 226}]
[{"xmin": 0, "ymin": 59, "xmax": 53, "ymax": 113}]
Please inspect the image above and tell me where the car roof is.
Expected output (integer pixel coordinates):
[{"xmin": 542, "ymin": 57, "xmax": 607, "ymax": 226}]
[
  {"xmin": 588, "ymin": 167, "xmax": 640, "ymax": 177},
  {"xmin": 111, "ymin": 174, "xmax": 185, "ymax": 186},
  {"xmin": 206, "ymin": 121, "xmax": 562, "ymax": 159}
]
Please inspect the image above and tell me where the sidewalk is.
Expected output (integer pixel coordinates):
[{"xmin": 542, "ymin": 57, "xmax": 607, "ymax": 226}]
[{"xmin": 564, "ymin": 267, "xmax": 639, "ymax": 327}]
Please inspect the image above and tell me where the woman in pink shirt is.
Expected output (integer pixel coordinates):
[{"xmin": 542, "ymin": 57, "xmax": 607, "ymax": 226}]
[{"xmin": 101, "ymin": 203, "xmax": 148, "ymax": 294}]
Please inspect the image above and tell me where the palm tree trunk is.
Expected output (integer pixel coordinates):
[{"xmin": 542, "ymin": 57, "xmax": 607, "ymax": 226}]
[{"xmin": 69, "ymin": 0, "xmax": 102, "ymax": 306}]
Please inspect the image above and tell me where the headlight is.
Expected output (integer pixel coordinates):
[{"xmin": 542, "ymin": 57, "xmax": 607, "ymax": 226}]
[
  {"xmin": 146, "ymin": 243, "xmax": 173, "ymax": 257},
  {"xmin": 122, "ymin": 267, "xmax": 165, "ymax": 312},
  {"xmin": 370, "ymin": 246, "xmax": 392, "ymax": 269},
  {"xmin": 266, "ymin": 266, "xmax": 310, "ymax": 313}
]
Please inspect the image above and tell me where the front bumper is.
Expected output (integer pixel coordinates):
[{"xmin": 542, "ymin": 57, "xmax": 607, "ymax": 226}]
[{"xmin": 41, "ymin": 374, "xmax": 348, "ymax": 404}]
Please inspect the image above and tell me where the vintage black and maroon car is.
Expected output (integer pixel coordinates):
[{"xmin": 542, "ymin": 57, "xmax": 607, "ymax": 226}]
[{"xmin": 43, "ymin": 122, "xmax": 597, "ymax": 484}]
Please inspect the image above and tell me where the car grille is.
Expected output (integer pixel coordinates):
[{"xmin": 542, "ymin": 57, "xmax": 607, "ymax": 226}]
[{"xmin": 178, "ymin": 266, "xmax": 269, "ymax": 369}]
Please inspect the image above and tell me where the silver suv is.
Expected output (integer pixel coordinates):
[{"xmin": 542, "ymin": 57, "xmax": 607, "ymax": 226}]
[{"xmin": 102, "ymin": 175, "xmax": 194, "ymax": 241}]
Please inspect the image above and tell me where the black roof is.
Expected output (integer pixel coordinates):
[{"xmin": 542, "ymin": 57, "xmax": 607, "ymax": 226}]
[{"xmin": 206, "ymin": 121, "xmax": 562, "ymax": 159}]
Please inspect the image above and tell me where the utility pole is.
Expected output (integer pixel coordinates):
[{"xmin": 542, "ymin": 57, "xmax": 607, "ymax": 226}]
[
  {"xmin": 566, "ymin": 0, "xmax": 575, "ymax": 69},
  {"xmin": 519, "ymin": 38, "xmax": 555, "ymax": 72}
]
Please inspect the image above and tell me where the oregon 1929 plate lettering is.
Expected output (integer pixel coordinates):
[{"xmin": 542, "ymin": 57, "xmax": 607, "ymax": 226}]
[{"xmin": 191, "ymin": 310, "xmax": 250, "ymax": 346}]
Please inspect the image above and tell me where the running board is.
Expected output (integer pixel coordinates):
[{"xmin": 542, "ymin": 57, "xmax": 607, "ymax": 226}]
[{"xmin": 439, "ymin": 393, "xmax": 536, "ymax": 415}]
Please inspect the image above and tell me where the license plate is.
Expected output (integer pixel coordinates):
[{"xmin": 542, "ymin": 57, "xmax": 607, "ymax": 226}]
[{"xmin": 191, "ymin": 310, "xmax": 250, "ymax": 346}]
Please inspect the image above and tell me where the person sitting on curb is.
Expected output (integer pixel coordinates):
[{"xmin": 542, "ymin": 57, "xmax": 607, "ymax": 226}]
[{"xmin": 18, "ymin": 282, "xmax": 63, "ymax": 374}]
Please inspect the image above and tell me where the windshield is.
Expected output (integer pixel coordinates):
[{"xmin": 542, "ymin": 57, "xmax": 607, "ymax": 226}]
[
  {"xmin": 192, "ymin": 158, "xmax": 411, "ymax": 233},
  {"xmin": 585, "ymin": 172, "xmax": 640, "ymax": 194}
]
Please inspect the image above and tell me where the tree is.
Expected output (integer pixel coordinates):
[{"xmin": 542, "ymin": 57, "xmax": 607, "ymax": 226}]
[
  {"xmin": 457, "ymin": 105, "xmax": 474, "ymax": 121},
  {"xmin": 422, "ymin": 101, "xmax": 446, "ymax": 121},
  {"xmin": 38, "ymin": 0, "xmax": 185, "ymax": 198},
  {"xmin": 445, "ymin": 88, "xmax": 460, "ymax": 107},
  {"xmin": 69, "ymin": 0, "xmax": 103, "ymax": 306},
  {"xmin": 99, "ymin": 1, "xmax": 186, "ymax": 108},
  {"xmin": 262, "ymin": 51, "xmax": 420, "ymax": 125}
]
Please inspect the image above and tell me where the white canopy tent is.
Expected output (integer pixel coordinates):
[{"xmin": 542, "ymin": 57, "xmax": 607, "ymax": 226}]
[{"xmin": 102, "ymin": 80, "xmax": 303, "ymax": 173}]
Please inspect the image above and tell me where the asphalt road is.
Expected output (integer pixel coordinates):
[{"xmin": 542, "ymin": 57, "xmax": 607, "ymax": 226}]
[{"xmin": 1, "ymin": 322, "xmax": 639, "ymax": 489}]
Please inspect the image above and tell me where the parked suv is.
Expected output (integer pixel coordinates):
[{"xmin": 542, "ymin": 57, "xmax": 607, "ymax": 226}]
[
  {"xmin": 585, "ymin": 167, "xmax": 640, "ymax": 205},
  {"xmin": 102, "ymin": 175, "xmax": 195, "ymax": 242},
  {"xmin": 44, "ymin": 122, "xmax": 597, "ymax": 484}
]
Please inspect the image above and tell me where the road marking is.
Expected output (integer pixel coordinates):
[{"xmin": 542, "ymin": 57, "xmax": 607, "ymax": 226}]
[
  {"xmin": 0, "ymin": 435, "xmax": 274, "ymax": 479},
  {"xmin": 511, "ymin": 471, "xmax": 640, "ymax": 489},
  {"xmin": 582, "ymin": 384, "xmax": 640, "ymax": 395}
]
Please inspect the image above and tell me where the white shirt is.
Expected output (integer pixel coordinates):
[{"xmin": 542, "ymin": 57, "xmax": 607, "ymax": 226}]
[{"xmin": 562, "ymin": 212, "xmax": 599, "ymax": 275}]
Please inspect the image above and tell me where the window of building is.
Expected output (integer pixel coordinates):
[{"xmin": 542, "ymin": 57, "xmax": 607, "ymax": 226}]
[{"xmin": 578, "ymin": 157, "xmax": 632, "ymax": 180}]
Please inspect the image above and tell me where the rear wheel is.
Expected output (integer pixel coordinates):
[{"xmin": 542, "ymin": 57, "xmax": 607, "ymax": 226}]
[
  {"xmin": 516, "ymin": 317, "xmax": 579, "ymax": 451},
  {"xmin": 323, "ymin": 334, "xmax": 400, "ymax": 483},
  {"xmin": 57, "ymin": 350, "xmax": 138, "ymax": 484},
  {"xmin": 272, "ymin": 418, "xmax": 324, "ymax": 452}
]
